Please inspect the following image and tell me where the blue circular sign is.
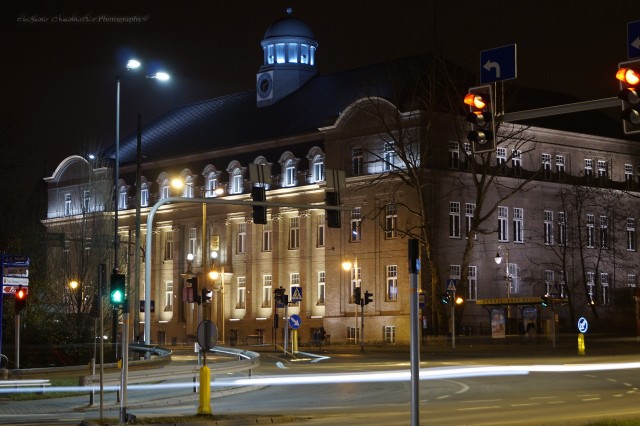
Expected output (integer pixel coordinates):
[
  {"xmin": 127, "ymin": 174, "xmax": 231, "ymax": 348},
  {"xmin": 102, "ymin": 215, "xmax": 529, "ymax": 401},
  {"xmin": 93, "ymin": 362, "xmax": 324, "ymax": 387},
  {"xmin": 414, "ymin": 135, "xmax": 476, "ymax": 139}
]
[
  {"xmin": 577, "ymin": 317, "xmax": 589, "ymax": 333},
  {"xmin": 288, "ymin": 314, "xmax": 302, "ymax": 329}
]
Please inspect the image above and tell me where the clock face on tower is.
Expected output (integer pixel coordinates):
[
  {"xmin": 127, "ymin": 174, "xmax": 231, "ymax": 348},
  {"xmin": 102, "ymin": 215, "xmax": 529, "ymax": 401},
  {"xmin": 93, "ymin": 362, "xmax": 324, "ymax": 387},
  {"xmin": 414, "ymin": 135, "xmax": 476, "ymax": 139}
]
[{"xmin": 256, "ymin": 72, "xmax": 273, "ymax": 100}]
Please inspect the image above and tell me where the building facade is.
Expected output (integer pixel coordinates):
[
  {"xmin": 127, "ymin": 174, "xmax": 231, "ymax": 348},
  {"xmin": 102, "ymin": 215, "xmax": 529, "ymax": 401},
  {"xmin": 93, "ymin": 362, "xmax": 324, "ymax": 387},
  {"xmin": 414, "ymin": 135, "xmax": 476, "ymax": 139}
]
[{"xmin": 43, "ymin": 12, "xmax": 640, "ymax": 347}]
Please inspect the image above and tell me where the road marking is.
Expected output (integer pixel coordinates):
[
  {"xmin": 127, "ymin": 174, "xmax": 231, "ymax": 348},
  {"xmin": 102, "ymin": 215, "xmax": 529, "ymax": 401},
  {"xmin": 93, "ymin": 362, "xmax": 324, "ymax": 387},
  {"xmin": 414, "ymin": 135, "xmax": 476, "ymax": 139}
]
[
  {"xmin": 275, "ymin": 362, "xmax": 287, "ymax": 369},
  {"xmin": 457, "ymin": 405, "xmax": 502, "ymax": 411},
  {"xmin": 581, "ymin": 397, "xmax": 601, "ymax": 401},
  {"xmin": 529, "ymin": 396, "xmax": 556, "ymax": 400},
  {"xmin": 548, "ymin": 400, "xmax": 566, "ymax": 404},
  {"xmin": 511, "ymin": 403, "xmax": 540, "ymax": 407}
]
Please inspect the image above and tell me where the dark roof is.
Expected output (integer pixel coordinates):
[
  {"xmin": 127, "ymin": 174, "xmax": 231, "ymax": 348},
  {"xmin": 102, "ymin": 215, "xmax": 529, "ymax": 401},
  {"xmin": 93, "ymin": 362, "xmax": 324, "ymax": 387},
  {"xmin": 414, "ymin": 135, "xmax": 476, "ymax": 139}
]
[{"xmin": 112, "ymin": 59, "xmax": 409, "ymax": 166}]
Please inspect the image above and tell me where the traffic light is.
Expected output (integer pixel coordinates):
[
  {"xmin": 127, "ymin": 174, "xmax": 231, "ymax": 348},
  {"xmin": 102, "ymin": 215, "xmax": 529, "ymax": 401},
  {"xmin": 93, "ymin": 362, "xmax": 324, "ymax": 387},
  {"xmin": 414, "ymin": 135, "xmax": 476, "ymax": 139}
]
[
  {"xmin": 541, "ymin": 295, "xmax": 550, "ymax": 307},
  {"xmin": 353, "ymin": 287, "xmax": 362, "ymax": 305},
  {"xmin": 440, "ymin": 292, "xmax": 450, "ymax": 304},
  {"xmin": 186, "ymin": 277, "xmax": 198, "ymax": 304},
  {"xmin": 616, "ymin": 60, "xmax": 640, "ymax": 134},
  {"xmin": 15, "ymin": 286, "xmax": 27, "ymax": 312},
  {"xmin": 109, "ymin": 273, "xmax": 125, "ymax": 305},
  {"xmin": 464, "ymin": 85, "xmax": 495, "ymax": 154},
  {"xmin": 251, "ymin": 186, "xmax": 267, "ymax": 225},
  {"xmin": 325, "ymin": 191, "xmax": 341, "ymax": 228},
  {"xmin": 364, "ymin": 290, "xmax": 373, "ymax": 305},
  {"xmin": 201, "ymin": 287, "xmax": 213, "ymax": 303}
]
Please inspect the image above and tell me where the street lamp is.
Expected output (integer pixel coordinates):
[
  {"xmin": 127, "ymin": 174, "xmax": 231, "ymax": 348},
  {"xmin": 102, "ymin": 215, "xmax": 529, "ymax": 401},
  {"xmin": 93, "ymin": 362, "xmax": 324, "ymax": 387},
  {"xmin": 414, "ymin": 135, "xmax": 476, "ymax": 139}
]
[
  {"xmin": 341, "ymin": 255, "xmax": 360, "ymax": 345},
  {"xmin": 208, "ymin": 250, "xmax": 225, "ymax": 344}
]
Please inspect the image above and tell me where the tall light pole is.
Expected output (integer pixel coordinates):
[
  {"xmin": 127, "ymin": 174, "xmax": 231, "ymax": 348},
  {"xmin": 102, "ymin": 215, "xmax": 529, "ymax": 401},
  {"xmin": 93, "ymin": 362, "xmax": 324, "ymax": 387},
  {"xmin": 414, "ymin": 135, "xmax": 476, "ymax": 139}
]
[
  {"xmin": 114, "ymin": 59, "xmax": 141, "ymax": 272},
  {"xmin": 341, "ymin": 255, "xmax": 359, "ymax": 344}
]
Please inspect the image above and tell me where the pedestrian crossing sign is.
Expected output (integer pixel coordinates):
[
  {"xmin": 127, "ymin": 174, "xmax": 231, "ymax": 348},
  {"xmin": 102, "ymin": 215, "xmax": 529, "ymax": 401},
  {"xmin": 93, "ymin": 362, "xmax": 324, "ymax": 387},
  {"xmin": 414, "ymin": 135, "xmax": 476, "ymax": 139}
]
[{"xmin": 291, "ymin": 286, "xmax": 302, "ymax": 302}]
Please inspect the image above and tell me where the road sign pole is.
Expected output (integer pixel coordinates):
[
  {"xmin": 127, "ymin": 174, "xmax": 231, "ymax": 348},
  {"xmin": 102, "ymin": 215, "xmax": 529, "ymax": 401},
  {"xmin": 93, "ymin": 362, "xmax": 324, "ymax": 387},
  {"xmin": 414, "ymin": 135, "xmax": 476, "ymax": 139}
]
[
  {"xmin": 360, "ymin": 300, "xmax": 365, "ymax": 352},
  {"xmin": 0, "ymin": 255, "xmax": 4, "ymax": 357},
  {"xmin": 408, "ymin": 239, "xmax": 420, "ymax": 426},
  {"xmin": 284, "ymin": 303, "xmax": 289, "ymax": 355}
]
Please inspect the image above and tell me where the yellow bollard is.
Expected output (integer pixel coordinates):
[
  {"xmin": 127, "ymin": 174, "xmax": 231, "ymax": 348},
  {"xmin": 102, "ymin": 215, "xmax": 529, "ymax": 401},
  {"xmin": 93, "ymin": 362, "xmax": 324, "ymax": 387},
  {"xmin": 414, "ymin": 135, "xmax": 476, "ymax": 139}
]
[
  {"xmin": 197, "ymin": 365, "xmax": 212, "ymax": 415},
  {"xmin": 292, "ymin": 329, "xmax": 298, "ymax": 353},
  {"xmin": 577, "ymin": 333, "xmax": 585, "ymax": 355}
]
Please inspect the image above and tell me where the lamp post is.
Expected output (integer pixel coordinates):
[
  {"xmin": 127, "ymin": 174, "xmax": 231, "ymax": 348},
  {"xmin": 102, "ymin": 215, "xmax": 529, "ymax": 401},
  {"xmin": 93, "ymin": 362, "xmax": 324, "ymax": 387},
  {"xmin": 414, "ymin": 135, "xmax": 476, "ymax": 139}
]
[
  {"xmin": 494, "ymin": 246, "xmax": 511, "ymax": 333},
  {"xmin": 341, "ymin": 255, "xmax": 360, "ymax": 346},
  {"xmin": 209, "ymin": 252, "xmax": 225, "ymax": 345}
]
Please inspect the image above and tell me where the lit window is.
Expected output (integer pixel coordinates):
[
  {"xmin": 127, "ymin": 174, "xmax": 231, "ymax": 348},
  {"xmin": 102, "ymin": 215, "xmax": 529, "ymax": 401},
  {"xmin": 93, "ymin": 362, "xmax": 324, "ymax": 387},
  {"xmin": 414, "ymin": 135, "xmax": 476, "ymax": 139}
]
[
  {"xmin": 558, "ymin": 212, "xmax": 567, "ymax": 246},
  {"xmin": 584, "ymin": 159, "xmax": 593, "ymax": 182},
  {"xmin": 352, "ymin": 148, "xmax": 363, "ymax": 175},
  {"xmin": 555, "ymin": 155, "xmax": 565, "ymax": 181},
  {"xmin": 289, "ymin": 217, "xmax": 300, "ymax": 249},
  {"xmin": 237, "ymin": 277, "xmax": 246, "ymax": 309},
  {"xmin": 262, "ymin": 221, "xmax": 272, "ymax": 252},
  {"xmin": 317, "ymin": 214, "xmax": 325, "ymax": 247},
  {"xmin": 184, "ymin": 176, "xmax": 194, "ymax": 198},
  {"xmin": 237, "ymin": 222, "xmax": 246, "ymax": 254},
  {"xmin": 263, "ymin": 275, "xmax": 272, "ymax": 308},
  {"xmin": 465, "ymin": 203, "xmax": 476, "ymax": 240},
  {"xmin": 206, "ymin": 173, "xmax": 218, "ymax": 197},
  {"xmin": 513, "ymin": 208, "xmax": 524, "ymax": 243},
  {"xmin": 498, "ymin": 206, "xmax": 508, "ymax": 242},
  {"xmin": 350, "ymin": 208, "xmax": 362, "ymax": 242},
  {"xmin": 285, "ymin": 161, "xmax": 296, "ymax": 187},
  {"xmin": 386, "ymin": 265, "xmax": 398, "ymax": 301},
  {"xmin": 232, "ymin": 170, "xmax": 243, "ymax": 194},
  {"xmin": 189, "ymin": 228, "xmax": 197, "ymax": 259},
  {"xmin": 164, "ymin": 230, "xmax": 174, "ymax": 260},
  {"xmin": 119, "ymin": 186, "xmax": 128, "ymax": 210},
  {"xmin": 512, "ymin": 150, "xmax": 522, "ymax": 177},
  {"xmin": 385, "ymin": 203, "xmax": 397, "ymax": 239},
  {"xmin": 544, "ymin": 211, "xmax": 554, "ymax": 245},
  {"xmin": 161, "ymin": 179, "xmax": 170, "ymax": 199},
  {"xmin": 468, "ymin": 266, "xmax": 477, "ymax": 300},
  {"xmin": 275, "ymin": 43, "xmax": 285, "ymax": 63},
  {"xmin": 64, "ymin": 193, "xmax": 72, "ymax": 216},
  {"xmin": 317, "ymin": 271, "xmax": 325, "ymax": 305},
  {"xmin": 313, "ymin": 156, "xmax": 325, "ymax": 182},
  {"xmin": 383, "ymin": 142, "xmax": 395, "ymax": 172},
  {"xmin": 165, "ymin": 281, "xmax": 173, "ymax": 311},
  {"xmin": 141, "ymin": 186, "xmax": 149, "ymax": 207},
  {"xmin": 287, "ymin": 43, "xmax": 298, "ymax": 63},
  {"xmin": 497, "ymin": 148, "xmax": 507, "ymax": 174},
  {"xmin": 542, "ymin": 153, "xmax": 551, "ymax": 180}
]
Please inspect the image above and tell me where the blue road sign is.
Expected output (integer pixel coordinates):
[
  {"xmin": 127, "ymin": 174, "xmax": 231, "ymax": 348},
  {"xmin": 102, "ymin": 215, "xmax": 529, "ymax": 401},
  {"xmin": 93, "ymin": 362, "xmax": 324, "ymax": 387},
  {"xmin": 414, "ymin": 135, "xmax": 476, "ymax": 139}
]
[
  {"xmin": 628, "ymin": 20, "xmax": 640, "ymax": 59},
  {"xmin": 291, "ymin": 286, "xmax": 302, "ymax": 302},
  {"xmin": 577, "ymin": 316, "xmax": 589, "ymax": 334},
  {"xmin": 289, "ymin": 314, "xmax": 302, "ymax": 329},
  {"xmin": 480, "ymin": 44, "xmax": 517, "ymax": 84}
]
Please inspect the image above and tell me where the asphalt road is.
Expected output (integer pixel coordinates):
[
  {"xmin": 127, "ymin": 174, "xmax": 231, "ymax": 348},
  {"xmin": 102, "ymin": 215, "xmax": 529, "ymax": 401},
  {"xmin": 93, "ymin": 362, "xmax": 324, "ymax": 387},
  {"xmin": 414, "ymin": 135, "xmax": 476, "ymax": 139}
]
[{"xmin": 2, "ymin": 342, "xmax": 640, "ymax": 425}]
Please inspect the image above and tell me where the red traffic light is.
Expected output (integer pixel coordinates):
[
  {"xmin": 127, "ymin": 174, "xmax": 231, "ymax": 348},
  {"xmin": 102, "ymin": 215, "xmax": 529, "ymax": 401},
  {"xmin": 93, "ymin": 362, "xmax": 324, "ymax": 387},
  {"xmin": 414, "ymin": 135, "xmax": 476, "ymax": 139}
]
[
  {"xmin": 15, "ymin": 286, "xmax": 27, "ymax": 312},
  {"xmin": 15, "ymin": 287, "xmax": 27, "ymax": 300},
  {"xmin": 617, "ymin": 61, "xmax": 640, "ymax": 135},
  {"xmin": 464, "ymin": 93, "xmax": 488, "ymax": 110}
]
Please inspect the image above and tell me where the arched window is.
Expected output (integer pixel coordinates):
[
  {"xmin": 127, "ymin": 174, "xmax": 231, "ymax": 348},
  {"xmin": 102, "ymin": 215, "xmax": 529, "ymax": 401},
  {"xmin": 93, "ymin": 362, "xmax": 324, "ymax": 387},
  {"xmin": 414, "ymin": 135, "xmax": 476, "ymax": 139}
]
[
  {"xmin": 184, "ymin": 175, "xmax": 194, "ymax": 198},
  {"xmin": 118, "ymin": 185, "xmax": 128, "ymax": 210},
  {"xmin": 161, "ymin": 179, "xmax": 170, "ymax": 199},
  {"xmin": 140, "ymin": 182, "xmax": 149, "ymax": 207}
]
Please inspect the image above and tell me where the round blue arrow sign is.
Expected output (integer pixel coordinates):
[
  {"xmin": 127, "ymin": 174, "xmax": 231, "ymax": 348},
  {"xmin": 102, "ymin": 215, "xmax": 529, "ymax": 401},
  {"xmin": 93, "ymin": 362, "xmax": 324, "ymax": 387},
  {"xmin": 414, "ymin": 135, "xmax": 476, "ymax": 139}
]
[
  {"xmin": 577, "ymin": 317, "xmax": 589, "ymax": 334},
  {"xmin": 288, "ymin": 314, "xmax": 302, "ymax": 329}
]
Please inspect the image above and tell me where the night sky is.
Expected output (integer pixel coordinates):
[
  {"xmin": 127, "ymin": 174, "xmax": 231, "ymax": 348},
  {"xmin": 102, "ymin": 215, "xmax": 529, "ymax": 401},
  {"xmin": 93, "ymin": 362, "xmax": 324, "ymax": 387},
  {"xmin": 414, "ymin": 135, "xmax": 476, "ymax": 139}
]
[{"xmin": 3, "ymin": 1, "xmax": 639, "ymax": 201}]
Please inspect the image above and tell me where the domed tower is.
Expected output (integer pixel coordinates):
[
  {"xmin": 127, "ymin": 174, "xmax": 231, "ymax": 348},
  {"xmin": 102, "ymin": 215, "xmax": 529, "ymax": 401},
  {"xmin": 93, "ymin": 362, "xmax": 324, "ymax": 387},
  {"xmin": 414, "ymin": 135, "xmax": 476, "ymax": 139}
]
[{"xmin": 256, "ymin": 8, "xmax": 318, "ymax": 107}]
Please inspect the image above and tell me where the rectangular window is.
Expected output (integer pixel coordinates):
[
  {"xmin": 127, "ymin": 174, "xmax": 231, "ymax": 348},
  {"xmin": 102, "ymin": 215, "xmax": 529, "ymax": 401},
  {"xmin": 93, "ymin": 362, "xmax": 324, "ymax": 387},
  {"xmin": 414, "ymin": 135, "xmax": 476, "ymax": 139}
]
[
  {"xmin": 498, "ymin": 206, "xmax": 509, "ymax": 242},
  {"xmin": 83, "ymin": 190, "xmax": 91, "ymax": 212},
  {"xmin": 601, "ymin": 273, "xmax": 610, "ymax": 305},
  {"xmin": 350, "ymin": 207, "xmax": 362, "ymax": 242},
  {"xmin": 625, "ymin": 164, "xmax": 634, "ymax": 188},
  {"xmin": 628, "ymin": 274, "xmax": 637, "ymax": 288},
  {"xmin": 317, "ymin": 214, "xmax": 325, "ymax": 247},
  {"xmin": 64, "ymin": 193, "xmax": 72, "ymax": 216},
  {"xmin": 449, "ymin": 202, "xmax": 461, "ymax": 238},
  {"xmin": 385, "ymin": 203, "xmax": 397, "ymax": 239},
  {"xmin": 450, "ymin": 265, "xmax": 461, "ymax": 279},
  {"xmin": 189, "ymin": 228, "xmax": 197, "ymax": 258},
  {"xmin": 386, "ymin": 265, "xmax": 398, "ymax": 301},
  {"xmin": 584, "ymin": 159, "xmax": 593, "ymax": 182},
  {"xmin": 628, "ymin": 218, "xmax": 636, "ymax": 251},
  {"xmin": 313, "ymin": 160, "xmax": 324, "ymax": 182},
  {"xmin": 463, "ymin": 142, "xmax": 472, "ymax": 170},
  {"xmin": 448, "ymin": 141, "xmax": 459, "ymax": 169},
  {"xmin": 512, "ymin": 150, "xmax": 522, "ymax": 177},
  {"xmin": 285, "ymin": 165, "xmax": 296, "ymax": 186},
  {"xmin": 165, "ymin": 281, "xmax": 173, "ymax": 311},
  {"xmin": 383, "ymin": 326, "xmax": 396, "ymax": 344},
  {"xmin": 262, "ymin": 275, "xmax": 272, "ymax": 308},
  {"xmin": 289, "ymin": 216, "xmax": 300, "ymax": 249},
  {"xmin": 237, "ymin": 222, "xmax": 246, "ymax": 254},
  {"xmin": 586, "ymin": 214, "xmax": 595, "ymax": 248},
  {"xmin": 352, "ymin": 148, "xmax": 363, "ymax": 175},
  {"xmin": 597, "ymin": 160, "xmax": 608, "ymax": 184},
  {"xmin": 350, "ymin": 265, "xmax": 361, "ymax": 303},
  {"xmin": 544, "ymin": 270, "xmax": 554, "ymax": 295},
  {"xmin": 513, "ymin": 208, "xmax": 524, "ymax": 243},
  {"xmin": 556, "ymin": 155, "xmax": 566, "ymax": 181},
  {"xmin": 206, "ymin": 176, "xmax": 218, "ymax": 197},
  {"xmin": 542, "ymin": 153, "xmax": 552, "ymax": 180},
  {"xmin": 468, "ymin": 266, "xmax": 477, "ymax": 301},
  {"xmin": 164, "ymin": 230, "xmax": 174, "ymax": 260},
  {"xmin": 508, "ymin": 263, "xmax": 519, "ymax": 294},
  {"xmin": 237, "ymin": 277, "xmax": 246, "ymax": 309},
  {"xmin": 141, "ymin": 188, "xmax": 149, "ymax": 207},
  {"xmin": 383, "ymin": 142, "xmax": 395, "ymax": 171},
  {"xmin": 558, "ymin": 212, "xmax": 567, "ymax": 246},
  {"xmin": 465, "ymin": 203, "xmax": 476, "ymax": 239},
  {"xmin": 497, "ymin": 148, "xmax": 507, "ymax": 174},
  {"xmin": 317, "ymin": 271, "xmax": 325, "ymax": 305},
  {"xmin": 233, "ymin": 173, "xmax": 243, "ymax": 194},
  {"xmin": 287, "ymin": 42, "xmax": 298, "ymax": 63},
  {"xmin": 161, "ymin": 184, "xmax": 170, "ymax": 199},
  {"xmin": 290, "ymin": 273, "xmax": 301, "ymax": 306},
  {"xmin": 300, "ymin": 44, "xmax": 309, "ymax": 64},
  {"xmin": 262, "ymin": 221, "xmax": 272, "ymax": 252},
  {"xmin": 544, "ymin": 210, "xmax": 554, "ymax": 245},
  {"xmin": 119, "ymin": 189, "xmax": 127, "ymax": 210},
  {"xmin": 587, "ymin": 272, "xmax": 595, "ymax": 303},
  {"xmin": 599, "ymin": 215, "xmax": 608, "ymax": 249}
]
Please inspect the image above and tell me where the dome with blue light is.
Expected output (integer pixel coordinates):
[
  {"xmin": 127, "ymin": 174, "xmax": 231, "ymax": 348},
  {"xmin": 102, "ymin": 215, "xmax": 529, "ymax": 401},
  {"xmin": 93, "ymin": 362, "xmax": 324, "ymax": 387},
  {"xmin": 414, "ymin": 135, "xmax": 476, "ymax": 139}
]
[{"xmin": 264, "ymin": 9, "xmax": 315, "ymax": 39}]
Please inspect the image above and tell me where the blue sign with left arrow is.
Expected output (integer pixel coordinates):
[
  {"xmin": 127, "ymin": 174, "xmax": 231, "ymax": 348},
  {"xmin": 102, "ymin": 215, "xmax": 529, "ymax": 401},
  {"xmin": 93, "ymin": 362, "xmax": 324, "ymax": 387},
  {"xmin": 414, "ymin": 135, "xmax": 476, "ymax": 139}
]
[{"xmin": 480, "ymin": 44, "xmax": 517, "ymax": 84}]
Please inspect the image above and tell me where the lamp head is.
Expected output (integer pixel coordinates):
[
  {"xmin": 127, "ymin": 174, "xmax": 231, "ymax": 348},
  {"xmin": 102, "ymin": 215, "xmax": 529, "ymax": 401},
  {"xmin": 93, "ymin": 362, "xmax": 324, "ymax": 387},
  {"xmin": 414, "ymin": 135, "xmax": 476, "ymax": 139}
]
[
  {"xmin": 494, "ymin": 252, "xmax": 502, "ymax": 265},
  {"xmin": 126, "ymin": 59, "xmax": 141, "ymax": 70}
]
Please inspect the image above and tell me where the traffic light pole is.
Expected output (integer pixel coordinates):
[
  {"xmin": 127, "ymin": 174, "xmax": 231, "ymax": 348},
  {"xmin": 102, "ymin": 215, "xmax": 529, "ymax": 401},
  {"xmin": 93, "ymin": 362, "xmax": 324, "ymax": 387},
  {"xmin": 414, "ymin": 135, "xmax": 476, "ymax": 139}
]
[
  {"xmin": 501, "ymin": 97, "xmax": 619, "ymax": 122},
  {"xmin": 360, "ymin": 300, "xmax": 364, "ymax": 352}
]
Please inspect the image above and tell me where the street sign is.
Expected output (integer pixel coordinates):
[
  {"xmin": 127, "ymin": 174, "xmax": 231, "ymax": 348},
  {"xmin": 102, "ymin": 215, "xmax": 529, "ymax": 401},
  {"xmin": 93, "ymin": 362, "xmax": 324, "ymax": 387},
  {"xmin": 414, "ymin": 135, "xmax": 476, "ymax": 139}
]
[
  {"xmin": 3, "ymin": 267, "xmax": 28, "ymax": 277},
  {"xmin": 480, "ymin": 44, "xmax": 517, "ymax": 84},
  {"xmin": 2, "ymin": 277, "xmax": 29, "ymax": 286},
  {"xmin": 290, "ymin": 286, "xmax": 302, "ymax": 302},
  {"xmin": 577, "ymin": 317, "xmax": 589, "ymax": 334},
  {"xmin": 288, "ymin": 314, "xmax": 301, "ymax": 329},
  {"xmin": 197, "ymin": 319, "xmax": 218, "ymax": 351},
  {"xmin": 446, "ymin": 279, "xmax": 457, "ymax": 292},
  {"xmin": 628, "ymin": 20, "xmax": 640, "ymax": 59},
  {"xmin": 3, "ymin": 286, "xmax": 28, "ymax": 295}
]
